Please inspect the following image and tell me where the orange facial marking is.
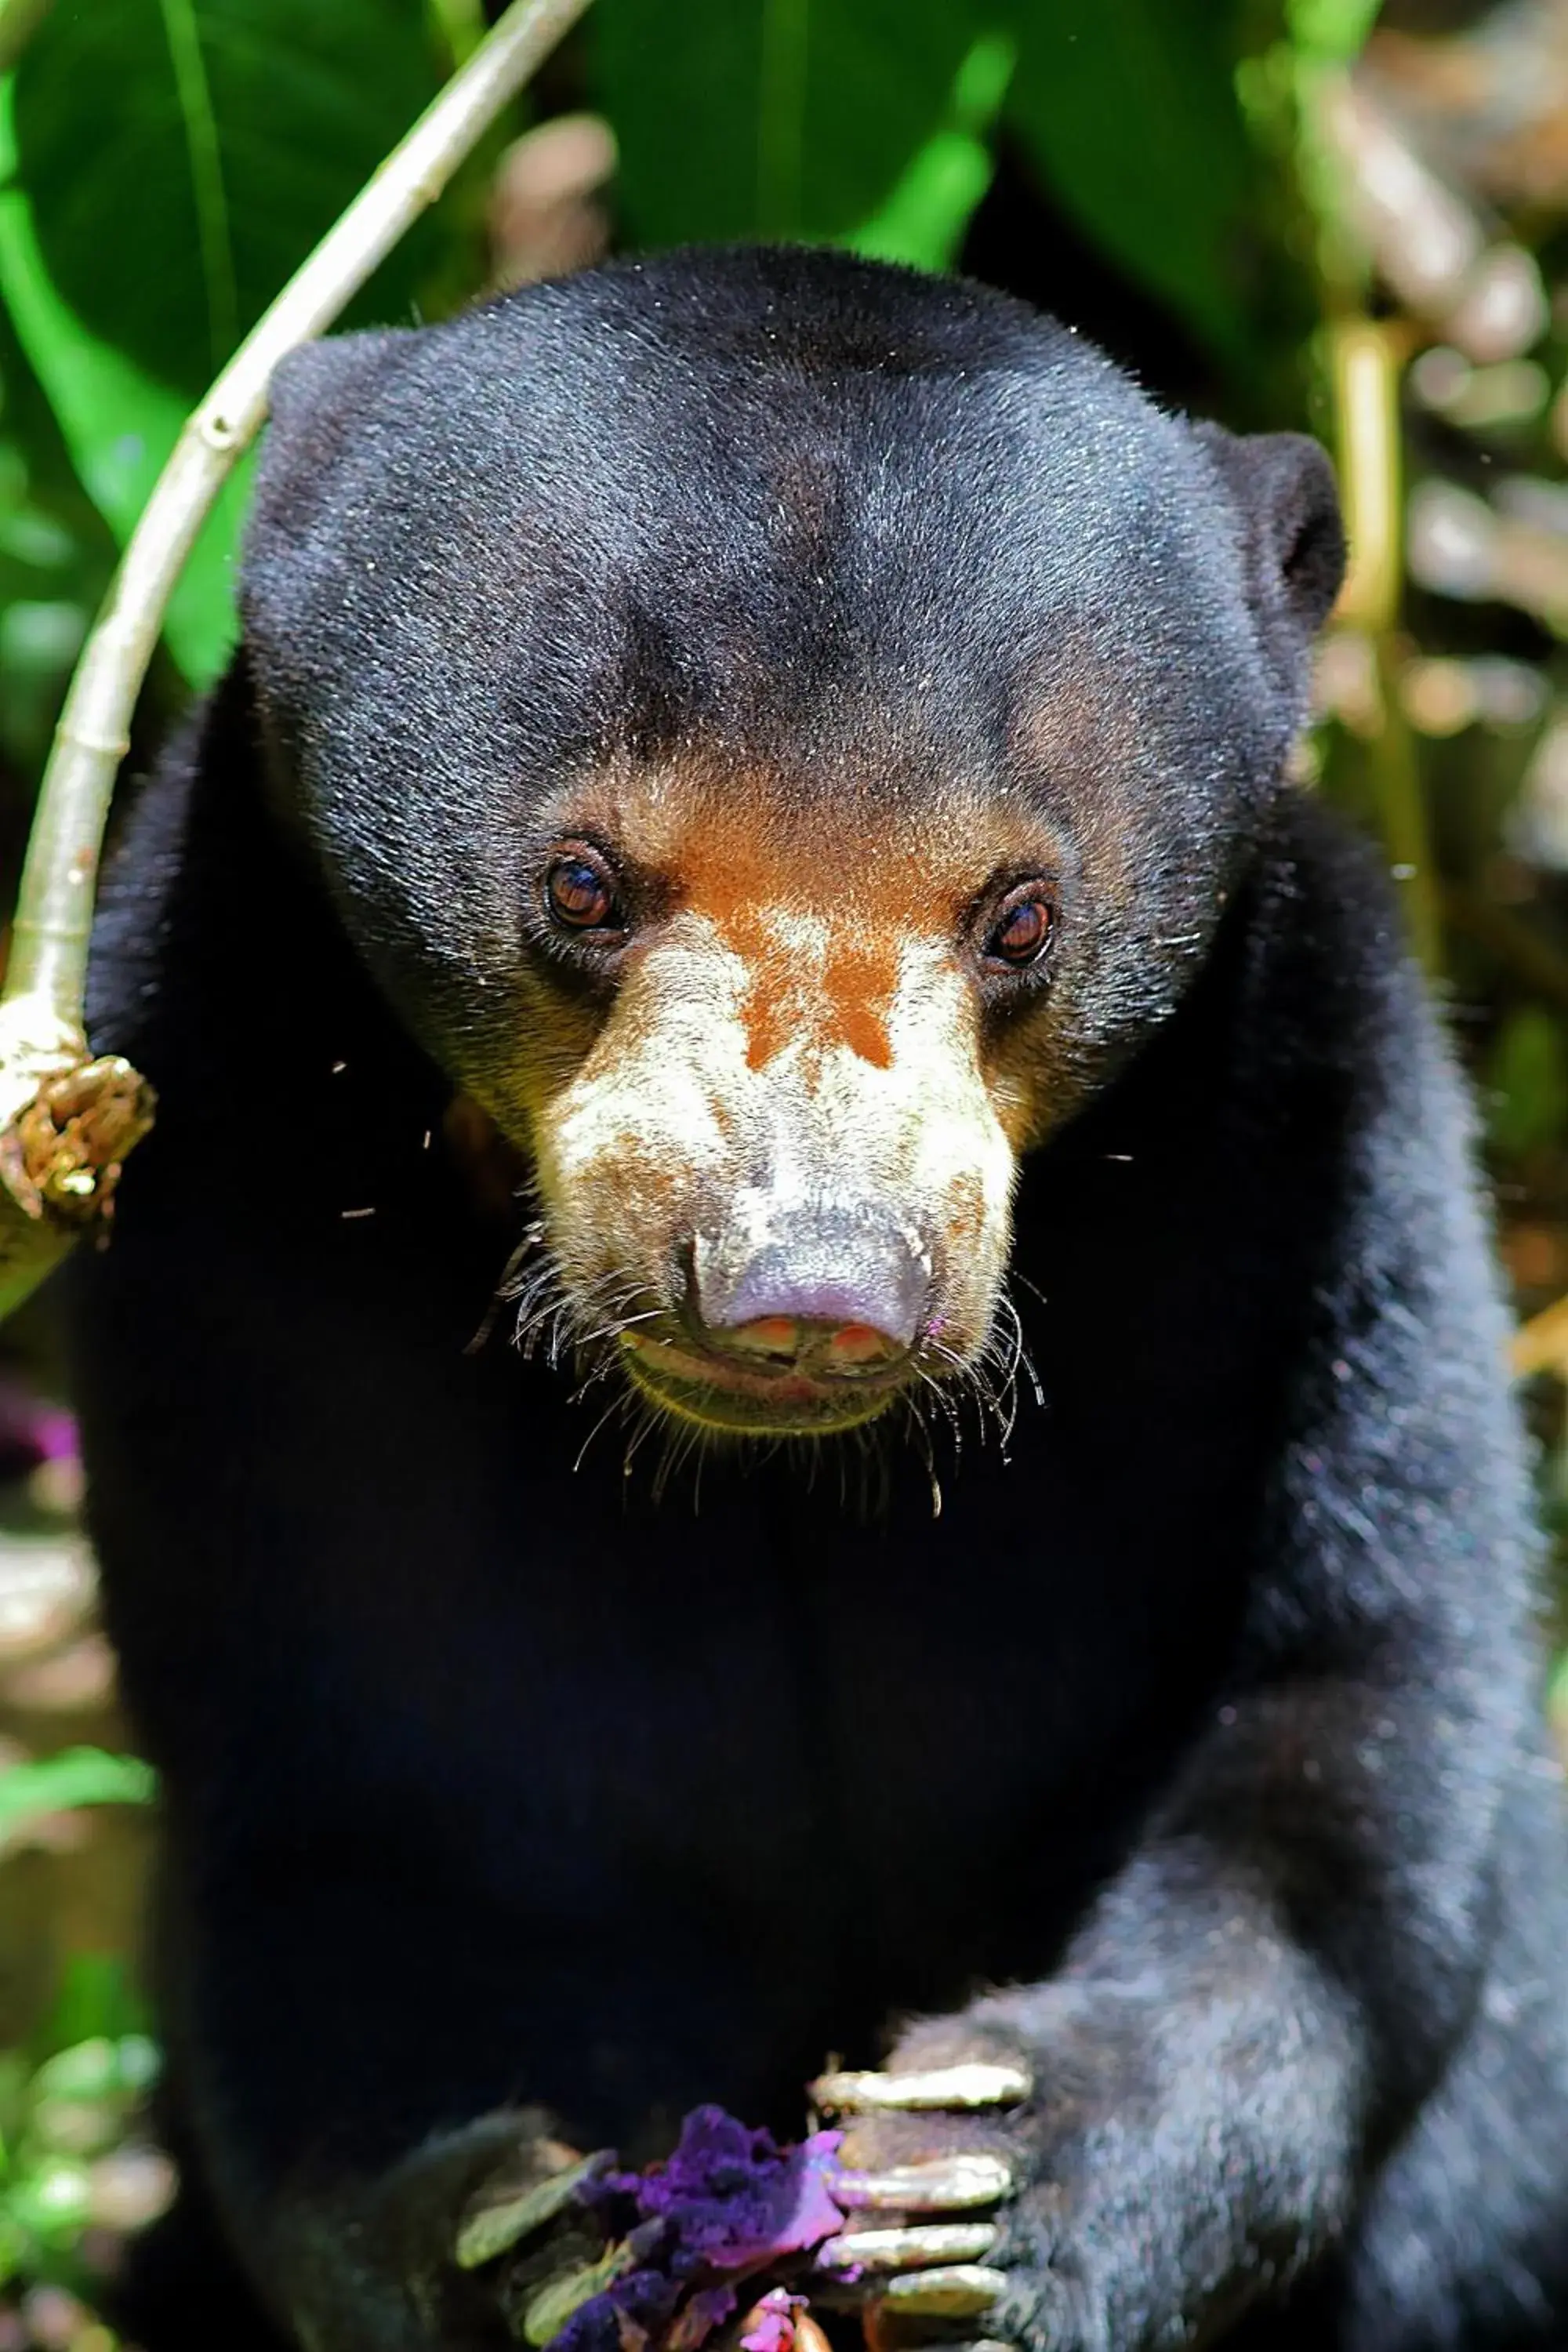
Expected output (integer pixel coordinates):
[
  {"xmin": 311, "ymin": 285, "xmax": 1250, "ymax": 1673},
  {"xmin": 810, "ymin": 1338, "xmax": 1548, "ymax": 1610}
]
[
  {"xmin": 822, "ymin": 940, "xmax": 895, "ymax": 1069},
  {"xmin": 744, "ymin": 984, "xmax": 794, "ymax": 1073},
  {"xmin": 528, "ymin": 755, "xmax": 1071, "ymax": 1132},
  {"xmin": 614, "ymin": 789, "xmax": 942, "ymax": 1074},
  {"xmin": 738, "ymin": 935, "xmax": 897, "ymax": 1071}
]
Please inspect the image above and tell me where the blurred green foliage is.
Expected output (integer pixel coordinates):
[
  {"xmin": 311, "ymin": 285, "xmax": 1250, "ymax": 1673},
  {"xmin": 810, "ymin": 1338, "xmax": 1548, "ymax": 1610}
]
[
  {"xmin": 10, "ymin": 0, "xmax": 440, "ymax": 392},
  {"xmin": 1490, "ymin": 1008, "xmax": 1568, "ymax": 1160},
  {"xmin": 0, "ymin": 2011, "xmax": 158, "ymax": 2294},
  {"xmin": 0, "ymin": 1759, "xmax": 155, "ymax": 2310},
  {"xmin": 0, "ymin": 83, "xmax": 250, "ymax": 687},
  {"xmin": 0, "ymin": 1751, "xmax": 153, "ymax": 1849}
]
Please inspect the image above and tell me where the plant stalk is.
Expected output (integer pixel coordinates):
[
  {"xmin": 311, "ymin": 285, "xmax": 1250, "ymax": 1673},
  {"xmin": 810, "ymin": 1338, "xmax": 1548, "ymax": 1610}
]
[
  {"xmin": 5, "ymin": 0, "xmax": 591, "ymax": 1030},
  {"xmin": 0, "ymin": 0, "xmax": 592, "ymax": 1316}
]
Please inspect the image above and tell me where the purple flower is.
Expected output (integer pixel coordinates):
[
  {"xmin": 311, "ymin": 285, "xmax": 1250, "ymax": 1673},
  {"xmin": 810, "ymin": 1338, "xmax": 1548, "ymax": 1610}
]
[
  {"xmin": 554, "ymin": 2269, "xmax": 682, "ymax": 2352},
  {"xmin": 554, "ymin": 2107, "xmax": 845, "ymax": 2352},
  {"xmin": 609, "ymin": 2107, "xmax": 844, "ymax": 2270}
]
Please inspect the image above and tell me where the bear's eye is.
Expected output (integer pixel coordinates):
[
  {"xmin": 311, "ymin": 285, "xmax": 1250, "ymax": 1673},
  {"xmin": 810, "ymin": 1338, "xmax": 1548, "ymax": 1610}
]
[
  {"xmin": 984, "ymin": 885, "xmax": 1054, "ymax": 972},
  {"xmin": 544, "ymin": 848, "xmax": 622, "ymax": 935}
]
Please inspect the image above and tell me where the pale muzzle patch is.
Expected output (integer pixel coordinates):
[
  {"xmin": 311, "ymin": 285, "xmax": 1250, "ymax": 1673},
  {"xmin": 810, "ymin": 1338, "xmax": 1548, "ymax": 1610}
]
[
  {"xmin": 524, "ymin": 902, "xmax": 1018, "ymax": 1432},
  {"xmin": 475, "ymin": 757, "xmax": 1068, "ymax": 1436}
]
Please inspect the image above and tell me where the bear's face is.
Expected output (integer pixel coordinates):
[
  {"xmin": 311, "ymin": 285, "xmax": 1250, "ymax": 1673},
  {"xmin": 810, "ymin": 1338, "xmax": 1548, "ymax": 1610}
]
[
  {"xmin": 243, "ymin": 251, "xmax": 1341, "ymax": 1437},
  {"xmin": 509, "ymin": 761, "xmax": 1058, "ymax": 1433}
]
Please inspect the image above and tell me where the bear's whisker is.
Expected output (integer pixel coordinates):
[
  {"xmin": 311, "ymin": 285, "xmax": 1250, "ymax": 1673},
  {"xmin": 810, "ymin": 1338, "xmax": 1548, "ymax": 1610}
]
[{"xmin": 572, "ymin": 1392, "xmax": 630, "ymax": 1475}]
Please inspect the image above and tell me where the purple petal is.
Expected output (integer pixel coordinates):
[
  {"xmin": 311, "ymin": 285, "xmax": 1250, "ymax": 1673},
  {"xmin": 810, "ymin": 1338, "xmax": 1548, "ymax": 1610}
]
[
  {"xmin": 619, "ymin": 2107, "xmax": 844, "ymax": 2270},
  {"xmin": 553, "ymin": 2270, "xmax": 680, "ymax": 2352},
  {"xmin": 557, "ymin": 2109, "xmax": 847, "ymax": 2352}
]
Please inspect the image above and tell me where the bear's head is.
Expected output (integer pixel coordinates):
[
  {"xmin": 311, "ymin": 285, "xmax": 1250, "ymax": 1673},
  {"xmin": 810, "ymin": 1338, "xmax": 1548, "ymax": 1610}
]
[{"xmin": 243, "ymin": 249, "xmax": 1342, "ymax": 1437}]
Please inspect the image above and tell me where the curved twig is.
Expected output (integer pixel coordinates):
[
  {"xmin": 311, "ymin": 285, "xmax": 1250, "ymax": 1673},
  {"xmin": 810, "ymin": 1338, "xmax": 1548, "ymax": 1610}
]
[{"xmin": 0, "ymin": 0, "xmax": 593, "ymax": 1316}]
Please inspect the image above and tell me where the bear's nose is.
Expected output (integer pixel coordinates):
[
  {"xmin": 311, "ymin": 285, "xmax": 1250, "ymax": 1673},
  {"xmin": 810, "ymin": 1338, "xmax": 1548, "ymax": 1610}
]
[{"xmin": 691, "ymin": 1208, "xmax": 927, "ymax": 1374}]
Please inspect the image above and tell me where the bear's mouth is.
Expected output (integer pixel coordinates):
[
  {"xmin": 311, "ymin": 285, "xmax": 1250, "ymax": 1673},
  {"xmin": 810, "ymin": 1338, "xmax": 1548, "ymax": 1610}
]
[{"xmin": 617, "ymin": 1327, "xmax": 910, "ymax": 1436}]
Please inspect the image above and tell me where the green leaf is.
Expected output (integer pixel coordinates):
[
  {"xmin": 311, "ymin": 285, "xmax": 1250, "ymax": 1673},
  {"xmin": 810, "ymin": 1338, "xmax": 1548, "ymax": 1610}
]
[
  {"xmin": 844, "ymin": 30, "xmax": 1014, "ymax": 272},
  {"xmin": 36, "ymin": 1955, "xmax": 151, "ymax": 2057},
  {"xmin": 1285, "ymin": 0, "xmax": 1383, "ymax": 66},
  {"xmin": 1488, "ymin": 1006, "xmax": 1568, "ymax": 1160},
  {"xmin": 0, "ymin": 1747, "xmax": 156, "ymax": 1848},
  {"xmin": 1003, "ymin": 0, "xmax": 1260, "ymax": 363},
  {"xmin": 4, "ymin": 2157, "xmax": 90, "ymax": 2249},
  {"xmin": 0, "ymin": 154, "xmax": 249, "ymax": 686},
  {"xmin": 29, "ymin": 2034, "xmax": 159, "ymax": 2107},
  {"xmin": 593, "ymin": 0, "xmax": 989, "ymax": 249},
  {"xmin": 456, "ymin": 2151, "xmax": 608, "ymax": 2271},
  {"xmin": 523, "ymin": 2241, "xmax": 637, "ymax": 2348},
  {"xmin": 11, "ymin": 0, "xmax": 441, "ymax": 397}
]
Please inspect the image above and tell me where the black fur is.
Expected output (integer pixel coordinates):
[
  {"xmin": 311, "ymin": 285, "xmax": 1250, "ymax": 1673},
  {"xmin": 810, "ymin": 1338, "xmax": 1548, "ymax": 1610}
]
[{"xmin": 67, "ymin": 249, "xmax": 1568, "ymax": 2352}]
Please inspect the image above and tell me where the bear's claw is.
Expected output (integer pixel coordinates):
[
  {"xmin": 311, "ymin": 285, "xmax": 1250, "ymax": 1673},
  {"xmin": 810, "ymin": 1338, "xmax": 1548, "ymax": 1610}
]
[
  {"xmin": 811, "ymin": 2058, "xmax": 1025, "ymax": 2343},
  {"xmin": 831, "ymin": 2154, "xmax": 1015, "ymax": 2211},
  {"xmin": 817, "ymin": 2223, "xmax": 1001, "ymax": 2273},
  {"xmin": 811, "ymin": 2065, "xmax": 1030, "ymax": 2114},
  {"xmin": 874, "ymin": 2265, "xmax": 1008, "ymax": 2315}
]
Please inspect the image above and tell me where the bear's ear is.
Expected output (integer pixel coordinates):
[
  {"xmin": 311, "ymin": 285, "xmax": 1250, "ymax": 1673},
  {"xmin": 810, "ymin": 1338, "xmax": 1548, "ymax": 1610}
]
[
  {"xmin": 256, "ymin": 329, "xmax": 412, "ymax": 523},
  {"xmin": 1192, "ymin": 422, "xmax": 1345, "ymax": 673}
]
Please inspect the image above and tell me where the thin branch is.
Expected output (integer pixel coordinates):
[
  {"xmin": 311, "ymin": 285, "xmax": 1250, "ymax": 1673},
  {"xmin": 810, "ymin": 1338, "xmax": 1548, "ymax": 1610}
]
[
  {"xmin": 4, "ymin": 0, "xmax": 593, "ymax": 1033},
  {"xmin": 0, "ymin": 0, "xmax": 591, "ymax": 1317}
]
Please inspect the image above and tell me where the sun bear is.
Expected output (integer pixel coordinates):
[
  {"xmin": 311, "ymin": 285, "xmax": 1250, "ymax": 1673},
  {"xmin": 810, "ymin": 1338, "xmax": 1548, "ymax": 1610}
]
[{"xmin": 64, "ymin": 246, "xmax": 1568, "ymax": 2352}]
